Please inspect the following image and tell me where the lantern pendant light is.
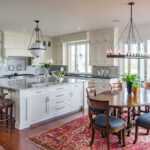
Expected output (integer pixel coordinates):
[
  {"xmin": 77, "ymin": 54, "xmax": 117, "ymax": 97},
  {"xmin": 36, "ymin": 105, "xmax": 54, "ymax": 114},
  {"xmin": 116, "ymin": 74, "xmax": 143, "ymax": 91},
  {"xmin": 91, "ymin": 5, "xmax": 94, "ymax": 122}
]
[{"xmin": 28, "ymin": 20, "xmax": 46, "ymax": 57}]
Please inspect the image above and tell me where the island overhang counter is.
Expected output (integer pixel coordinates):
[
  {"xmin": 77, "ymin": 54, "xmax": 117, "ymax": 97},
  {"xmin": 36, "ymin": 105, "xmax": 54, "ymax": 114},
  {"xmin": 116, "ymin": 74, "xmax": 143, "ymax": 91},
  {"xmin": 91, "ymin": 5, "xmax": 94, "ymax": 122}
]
[{"xmin": 0, "ymin": 77, "xmax": 88, "ymax": 130}]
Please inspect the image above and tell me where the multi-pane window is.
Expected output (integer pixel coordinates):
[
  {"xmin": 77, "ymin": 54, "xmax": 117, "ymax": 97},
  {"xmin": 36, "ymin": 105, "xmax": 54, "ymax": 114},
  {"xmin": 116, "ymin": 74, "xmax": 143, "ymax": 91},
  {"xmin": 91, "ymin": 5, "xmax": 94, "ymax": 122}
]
[
  {"xmin": 67, "ymin": 42, "xmax": 91, "ymax": 73},
  {"xmin": 123, "ymin": 42, "xmax": 145, "ymax": 81}
]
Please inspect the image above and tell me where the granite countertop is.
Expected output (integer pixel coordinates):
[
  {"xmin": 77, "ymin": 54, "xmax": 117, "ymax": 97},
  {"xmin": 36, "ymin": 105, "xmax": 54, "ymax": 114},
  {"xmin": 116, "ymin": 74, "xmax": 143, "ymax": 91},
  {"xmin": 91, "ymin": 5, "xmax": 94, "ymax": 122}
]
[
  {"xmin": 65, "ymin": 73, "xmax": 118, "ymax": 79},
  {"xmin": 0, "ymin": 77, "xmax": 86, "ymax": 91}
]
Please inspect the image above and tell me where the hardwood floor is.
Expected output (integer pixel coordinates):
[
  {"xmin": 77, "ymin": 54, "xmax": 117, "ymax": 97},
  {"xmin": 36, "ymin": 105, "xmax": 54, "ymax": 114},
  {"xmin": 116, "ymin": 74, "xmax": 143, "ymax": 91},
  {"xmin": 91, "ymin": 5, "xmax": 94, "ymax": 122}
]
[{"xmin": 0, "ymin": 109, "xmax": 88, "ymax": 150}]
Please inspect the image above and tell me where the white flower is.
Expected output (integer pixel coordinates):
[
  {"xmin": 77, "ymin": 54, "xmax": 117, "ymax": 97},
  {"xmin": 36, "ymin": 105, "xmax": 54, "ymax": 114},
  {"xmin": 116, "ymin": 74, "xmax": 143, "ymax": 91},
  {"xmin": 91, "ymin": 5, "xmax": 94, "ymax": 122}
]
[
  {"xmin": 44, "ymin": 58, "xmax": 54, "ymax": 64},
  {"xmin": 49, "ymin": 58, "xmax": 54, "ymax": 64}
]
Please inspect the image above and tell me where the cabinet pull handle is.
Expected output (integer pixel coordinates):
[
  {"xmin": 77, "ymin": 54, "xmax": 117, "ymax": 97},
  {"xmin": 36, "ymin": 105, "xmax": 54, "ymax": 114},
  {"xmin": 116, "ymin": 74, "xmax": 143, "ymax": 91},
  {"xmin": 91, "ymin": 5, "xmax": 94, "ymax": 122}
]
[
  {"xmin": 56, "ymin": 100, "xmax": 64, "ymax": 103},
  {"xmin": 56, "ymin": 94, "xmax": 64, "ymax": 97},
  {"xmin": 26, "ymin": 99, "xmax": 28, "ymax": 121},
  {"xmin": 56, "ymin": 107, "xmax": 64, "ymax": 110},
  {"xmin": 35, "ymin": 91, "xmax": 41, "ymax": 93},
  {"xmin": 56, "ymin": 88, "xmax": 64, "ymax": 90}
]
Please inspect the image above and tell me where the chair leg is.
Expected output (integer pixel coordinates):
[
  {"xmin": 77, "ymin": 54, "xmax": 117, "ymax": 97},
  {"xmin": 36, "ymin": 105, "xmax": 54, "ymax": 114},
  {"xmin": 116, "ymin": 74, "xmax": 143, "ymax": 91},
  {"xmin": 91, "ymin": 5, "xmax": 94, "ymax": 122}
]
[
  {"xmin": 106, "ymin": 132, "xmax": 110, "ymax": 150},
  {"xmin": 113, "ymin": 108, "xmax": 117, "ymax": 117},
  {"xmin": 6, "ymin": 108, "xmax": 8, "ymax": 128},
  {"xmin": 133, "ymin": 125, "xmax": 138, "ymax": 144},
  {"xmin": 90, "ymin": 126, "xmax": 95, "ymax": 146},
  {"xmin": 138, "ymin": 106, "xmax": 141, "ymax": 116},
  {"xmin": 10, "ymin": 106, "xmax": 13, "ymax": 128},
  {"xmin": 117, "ymin": 131, "xmax": 121, "ymax": 143},
  {"xmin": 122, "ymin": 129, "xmax": 126, "ymax": 147},
  {"xmin": 89, "ymin": 121, "xmax": 91, "ymax": 129},
  {"xmin": 146, "ymin": 129, "xmax": 149, "ymax": 135}
]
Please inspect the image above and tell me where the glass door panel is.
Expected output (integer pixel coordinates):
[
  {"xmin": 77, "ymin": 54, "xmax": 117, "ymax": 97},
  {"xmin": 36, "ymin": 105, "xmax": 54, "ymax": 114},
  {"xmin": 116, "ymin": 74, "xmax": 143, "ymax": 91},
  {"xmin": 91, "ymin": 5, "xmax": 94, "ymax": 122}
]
[
  {"xmin": 69, "ymin": 44, "xmax": 76, "ymax": 73},
  {"xmin": 76, "ymin": 44, "xmax": 86, "ymax": 73}
]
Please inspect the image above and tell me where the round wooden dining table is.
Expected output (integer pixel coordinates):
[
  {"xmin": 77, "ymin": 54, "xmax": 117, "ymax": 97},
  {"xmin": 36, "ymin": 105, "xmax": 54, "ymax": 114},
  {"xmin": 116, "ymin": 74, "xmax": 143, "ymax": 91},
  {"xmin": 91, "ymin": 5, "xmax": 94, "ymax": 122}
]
[{"xmin": 94, "ymin": 88, "xmax": 150, "ymax": 136}]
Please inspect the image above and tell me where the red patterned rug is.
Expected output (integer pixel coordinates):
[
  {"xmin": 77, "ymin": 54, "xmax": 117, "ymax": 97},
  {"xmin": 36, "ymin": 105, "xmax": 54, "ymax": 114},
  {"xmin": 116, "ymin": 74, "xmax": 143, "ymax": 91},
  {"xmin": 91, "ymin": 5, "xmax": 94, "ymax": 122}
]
[{"xmin": 27, "ymin": 116, "xmax": 150, "ymax": 150}]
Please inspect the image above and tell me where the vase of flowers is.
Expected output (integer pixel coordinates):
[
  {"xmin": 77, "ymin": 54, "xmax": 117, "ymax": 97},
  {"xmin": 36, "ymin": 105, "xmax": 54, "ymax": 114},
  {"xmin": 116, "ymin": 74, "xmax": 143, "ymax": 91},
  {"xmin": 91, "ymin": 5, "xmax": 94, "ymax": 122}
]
[
  {"xmin": 55, "ymin": 72, "xmax": 64, "ymax": 82},
  {"xmin": 132, "ymin": 81, "xmax": 140, "ymax": 97},
  {"xmin": 41, "ymin": 58, "xmax": 54, "ymax": 78},
  {"xmin": 122, "ymin": 73, "xmax": 139, "ymax": 95}
]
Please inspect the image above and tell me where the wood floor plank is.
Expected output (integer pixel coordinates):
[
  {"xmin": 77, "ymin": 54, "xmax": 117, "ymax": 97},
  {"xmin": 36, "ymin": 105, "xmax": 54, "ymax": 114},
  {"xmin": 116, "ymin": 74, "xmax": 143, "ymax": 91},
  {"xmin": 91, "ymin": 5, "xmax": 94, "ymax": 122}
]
[{"xmin": 0, "ymin": 109, "xmax": 87, "ymax": 150}]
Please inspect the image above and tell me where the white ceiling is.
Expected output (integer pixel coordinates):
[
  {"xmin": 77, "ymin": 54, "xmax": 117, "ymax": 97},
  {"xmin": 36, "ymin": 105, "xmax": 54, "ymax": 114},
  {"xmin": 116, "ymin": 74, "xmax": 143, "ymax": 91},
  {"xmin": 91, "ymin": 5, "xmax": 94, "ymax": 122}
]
[{"xmin": 0, "ymin": 0, "xmax": 150, "ymax": 36}]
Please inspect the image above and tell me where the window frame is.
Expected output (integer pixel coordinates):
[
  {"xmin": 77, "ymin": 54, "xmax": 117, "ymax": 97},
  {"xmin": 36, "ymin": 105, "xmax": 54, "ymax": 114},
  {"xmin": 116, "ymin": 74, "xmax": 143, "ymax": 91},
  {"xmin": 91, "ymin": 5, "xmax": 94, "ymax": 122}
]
[{"xmin": 67, "ymin": 41, "xmax": 90, "ymax": 73}]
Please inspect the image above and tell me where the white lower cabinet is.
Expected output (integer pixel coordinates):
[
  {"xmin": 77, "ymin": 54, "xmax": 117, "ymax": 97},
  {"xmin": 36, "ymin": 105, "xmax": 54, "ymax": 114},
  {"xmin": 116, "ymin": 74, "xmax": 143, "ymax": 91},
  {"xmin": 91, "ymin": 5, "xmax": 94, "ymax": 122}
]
[
  {"xmin": 17, "ymin": 82, "xmax": 84, "ymax": 130},
  {"xmin": 27, "ymin": 92, "xmax": 49, "ymax": 122},
  {"xmin": 68, "ymin": 83, "xmax": 83, "ymax": 108},
  {"xmin": 49, "ymin": 96, "xmax": 68, "ymax": 116}
]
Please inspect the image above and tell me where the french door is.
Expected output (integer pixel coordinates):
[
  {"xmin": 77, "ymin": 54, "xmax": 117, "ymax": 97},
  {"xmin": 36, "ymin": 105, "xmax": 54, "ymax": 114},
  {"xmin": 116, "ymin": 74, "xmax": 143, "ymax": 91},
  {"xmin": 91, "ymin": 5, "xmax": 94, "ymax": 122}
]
[{"xmin": 67, "ymin": 42, "xmax": 90, "ymax": 73}]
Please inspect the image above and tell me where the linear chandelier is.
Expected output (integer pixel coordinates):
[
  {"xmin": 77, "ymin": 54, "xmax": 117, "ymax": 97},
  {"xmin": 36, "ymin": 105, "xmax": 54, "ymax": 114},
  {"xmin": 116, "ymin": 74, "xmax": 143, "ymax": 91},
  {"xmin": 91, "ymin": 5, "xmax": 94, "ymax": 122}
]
[{"xmin": 107, "ymin": 2, "xmax": 150, "ymax": 59}]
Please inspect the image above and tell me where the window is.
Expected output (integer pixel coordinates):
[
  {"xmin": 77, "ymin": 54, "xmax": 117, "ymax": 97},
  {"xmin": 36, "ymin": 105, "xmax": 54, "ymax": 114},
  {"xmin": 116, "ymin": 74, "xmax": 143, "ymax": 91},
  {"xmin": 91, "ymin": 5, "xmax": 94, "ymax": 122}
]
[
  {"xmin": 67, "ymin": 42, "xmax": 91, "ymax": 73},
  {"xmin": 122, "ymin": 42, "xmax": 145, "ymax": 81}
]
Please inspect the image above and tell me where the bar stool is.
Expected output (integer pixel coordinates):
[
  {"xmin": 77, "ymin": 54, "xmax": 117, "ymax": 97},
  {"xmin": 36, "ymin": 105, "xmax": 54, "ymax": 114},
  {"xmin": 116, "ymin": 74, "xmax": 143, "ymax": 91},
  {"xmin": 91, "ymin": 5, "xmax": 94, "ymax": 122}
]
[{"xmin": 0, "ymin": 93, "xmax": 14, "ymax": 128}]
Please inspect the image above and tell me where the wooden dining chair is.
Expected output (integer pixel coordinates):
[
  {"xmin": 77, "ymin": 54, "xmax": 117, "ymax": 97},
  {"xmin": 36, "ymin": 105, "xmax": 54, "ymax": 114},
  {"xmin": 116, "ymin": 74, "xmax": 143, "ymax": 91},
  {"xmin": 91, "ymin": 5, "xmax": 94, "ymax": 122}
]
[
  {"xmin": 86, "ymin": 86, "xmax": 105, "ymax": 128},
  {"xmin": 143, "ymin": 82, "xmax": 150, "ymax": 113},
  {"xmin": 110, "ymin": 82, "xmax": 125, "ymax": 117},
  {"xmin": 0, "ymin": 93, "xmax": 14, "ymax": 128},
  {"xmin": 89, "ymin": 97, "xmax": 126, "ymax": 150},
  {"xmin": 135, "ymin": 82, "xmax": 150, "ymax": 117},
  {"xmin": 110, "ymin": 82, "xmax": 122, "ymax": 91},
  {"xmin": 133, "ymin": 113, "xmax": 150, "ymax": 144}
]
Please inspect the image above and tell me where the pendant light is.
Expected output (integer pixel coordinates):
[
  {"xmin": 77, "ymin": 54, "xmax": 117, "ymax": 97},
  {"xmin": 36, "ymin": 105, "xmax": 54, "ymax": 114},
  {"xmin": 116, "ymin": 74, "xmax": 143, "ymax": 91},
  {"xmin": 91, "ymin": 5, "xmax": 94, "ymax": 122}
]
[
  {"xmin": 107, "ymin": 2, "xmax": 150, "ymax": 59},
  {"xmin": 28, "ymin": 20, "xmax": 46, "ymax": 57}
]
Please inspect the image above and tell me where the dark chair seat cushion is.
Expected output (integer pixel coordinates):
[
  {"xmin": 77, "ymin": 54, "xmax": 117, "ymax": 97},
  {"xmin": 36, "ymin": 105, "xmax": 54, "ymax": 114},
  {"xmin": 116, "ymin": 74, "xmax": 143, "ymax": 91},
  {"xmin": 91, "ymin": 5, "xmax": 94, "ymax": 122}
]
[
  {"xmin": 136, "ymin": 113, "xmax": 150, "ymax": 126},
  {"xmin": 91, "ymin": 107, "xmax": 105, "ymax": 114},
  {"xmin": 93, "ymin": 114, "xmax": 125, "ymax": 129}
]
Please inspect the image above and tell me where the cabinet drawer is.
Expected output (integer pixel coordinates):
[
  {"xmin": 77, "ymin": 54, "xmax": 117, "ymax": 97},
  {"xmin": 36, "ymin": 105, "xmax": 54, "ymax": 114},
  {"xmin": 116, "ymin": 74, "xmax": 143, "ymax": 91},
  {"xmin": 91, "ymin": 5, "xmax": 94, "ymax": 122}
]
[
  {"xmin": 50, "ymin": 90, "xmax": 69, "ymax": 99},
  {"xmin": 54, "ymin": 85, "xmax": 69, "ymax": 91}
]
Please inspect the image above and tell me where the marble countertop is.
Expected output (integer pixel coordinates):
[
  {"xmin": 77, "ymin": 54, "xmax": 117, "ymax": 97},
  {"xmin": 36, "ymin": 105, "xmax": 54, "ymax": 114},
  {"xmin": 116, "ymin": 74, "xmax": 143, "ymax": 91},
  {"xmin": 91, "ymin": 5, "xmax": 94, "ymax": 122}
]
[{"xmin": 0, "ymin": 77, "xmax": 86, "ymax": 91}]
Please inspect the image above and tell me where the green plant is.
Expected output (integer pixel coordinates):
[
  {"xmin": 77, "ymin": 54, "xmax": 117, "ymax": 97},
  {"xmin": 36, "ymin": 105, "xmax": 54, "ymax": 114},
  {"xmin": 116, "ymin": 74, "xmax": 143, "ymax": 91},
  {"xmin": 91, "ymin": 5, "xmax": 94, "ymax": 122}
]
[
  {"xmin": 56, "ymin": 72, "xmax": 64, "ymax": 78},
  {"xmin": 42, "ymin": 63, "xmax": 51, "ymax": 69},
  {"xmin": 41, "ymin": 58, "xmax": 54, "ymax": 69},
  {"xmin": 122, "ymin": 74, "xmax": 139, "ymax": 83},
  {"xmin": 132, "ymin": 81, "xmax": 140, "ymax": 89}
]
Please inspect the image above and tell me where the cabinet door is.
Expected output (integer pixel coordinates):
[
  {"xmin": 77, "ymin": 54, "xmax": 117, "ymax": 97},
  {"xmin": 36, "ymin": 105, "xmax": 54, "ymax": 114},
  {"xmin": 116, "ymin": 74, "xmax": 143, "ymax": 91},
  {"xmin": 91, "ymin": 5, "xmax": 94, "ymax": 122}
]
[
  {"xmin": 4, "ymin": 33, "xmax": 15, "ymax": 49},
  {"xmin": 104, "ymin": 41, "xmax": 114, "ymax": 65},
  {"xmin": 28, "ymin": 94, "xmax": 49, "ymax": 121},
  {"xmin": 89, "ymin": 35, "xmax": 98, "ymax": 65},
  {"xmin": 69, "ymin": 83, "xmax": 83, "ymax": 108}
]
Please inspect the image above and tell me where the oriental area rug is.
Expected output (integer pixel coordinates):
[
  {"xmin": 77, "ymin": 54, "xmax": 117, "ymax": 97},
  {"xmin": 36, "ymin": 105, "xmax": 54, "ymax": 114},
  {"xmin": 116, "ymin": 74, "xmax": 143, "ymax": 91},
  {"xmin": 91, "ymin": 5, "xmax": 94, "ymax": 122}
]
[{"xmin": 27, "ymin": 116, "xmax": 150, "ymax": 150}]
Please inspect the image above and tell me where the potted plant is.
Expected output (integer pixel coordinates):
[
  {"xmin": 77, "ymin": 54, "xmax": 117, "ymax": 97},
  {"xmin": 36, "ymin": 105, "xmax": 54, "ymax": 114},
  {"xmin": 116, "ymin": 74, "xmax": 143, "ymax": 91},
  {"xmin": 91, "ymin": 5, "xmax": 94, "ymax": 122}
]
[
  {"xmin": 132, "ymin": 81, "xmax": 140, "ymax": 97},
  {"xmin": 122, "ymin": 73, "xmax": 139, "ymax": 95},
  {"xmin": 41, "ymin": 58, "xmax": 54, "ymax": 78},
  {"xmin": 55, "ymin": 72, "xmax": 64, "ymax": 82}
]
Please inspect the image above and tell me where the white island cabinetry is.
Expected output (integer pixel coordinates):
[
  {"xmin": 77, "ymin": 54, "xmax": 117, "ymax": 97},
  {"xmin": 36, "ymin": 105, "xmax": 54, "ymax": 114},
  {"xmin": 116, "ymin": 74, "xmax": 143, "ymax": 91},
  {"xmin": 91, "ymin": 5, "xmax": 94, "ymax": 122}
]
[{"xmin": 17, "ymin": 82, "xmax": 84, "ymax": 130}]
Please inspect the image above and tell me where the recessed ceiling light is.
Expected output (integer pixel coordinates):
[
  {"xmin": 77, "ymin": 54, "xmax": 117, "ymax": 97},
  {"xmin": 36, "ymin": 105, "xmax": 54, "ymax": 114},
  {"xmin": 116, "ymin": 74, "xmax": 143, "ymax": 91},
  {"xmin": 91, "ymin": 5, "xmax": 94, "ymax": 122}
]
[
  {"xmin": 78, "ymin": 27, "xmax": 81, "ymax": 31},
  {"xmin": 23, "ymin": 29, "xmax": 26, "ymax": 32}
]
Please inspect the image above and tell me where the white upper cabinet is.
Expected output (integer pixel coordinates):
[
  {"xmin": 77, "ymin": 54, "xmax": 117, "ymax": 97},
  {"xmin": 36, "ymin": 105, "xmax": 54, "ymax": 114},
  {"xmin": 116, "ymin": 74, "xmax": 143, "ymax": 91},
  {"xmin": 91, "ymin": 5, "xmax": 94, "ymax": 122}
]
[
  {"xmin": 2, "ymin": 31, "xmax": 52, "ymax": 58},
  {"xmin": 3, "ymin": 31, "xmax": 33, "ymax": 57},
  {"xmin": 89, "ymin": 28, "xmax": 118, "ymax": 66}
]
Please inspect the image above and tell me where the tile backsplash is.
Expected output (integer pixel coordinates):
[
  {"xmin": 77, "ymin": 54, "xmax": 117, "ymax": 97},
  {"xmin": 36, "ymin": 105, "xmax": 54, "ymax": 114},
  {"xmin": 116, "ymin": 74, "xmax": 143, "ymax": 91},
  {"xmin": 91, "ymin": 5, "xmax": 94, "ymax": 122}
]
[
  {"xmin": 6, "ymin": 57, "xmax": 27, "ymax": 71},
  {"xmin": 92, "ymin": 66, "xmax": 118, "ymax": 78}
]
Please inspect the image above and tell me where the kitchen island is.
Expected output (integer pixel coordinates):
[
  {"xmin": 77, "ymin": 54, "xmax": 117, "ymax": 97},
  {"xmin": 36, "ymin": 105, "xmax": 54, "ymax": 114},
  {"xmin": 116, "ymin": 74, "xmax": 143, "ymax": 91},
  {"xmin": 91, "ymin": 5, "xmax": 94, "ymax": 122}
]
[{"xmin": 0, "ymin": 77, "xmax": 87, "ymax": 130}]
